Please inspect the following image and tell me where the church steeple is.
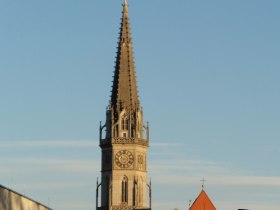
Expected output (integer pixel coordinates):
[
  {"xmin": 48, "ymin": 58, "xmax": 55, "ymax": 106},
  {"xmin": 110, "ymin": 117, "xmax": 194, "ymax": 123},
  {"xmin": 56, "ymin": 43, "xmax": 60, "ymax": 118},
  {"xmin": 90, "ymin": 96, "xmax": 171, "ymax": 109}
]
[
  {"xmin": 111, "ymin": 0, "xmax": 139, "ymax": 110},
  {"xmin": 102, "ymin": 0, "xmax": 146, "ymax": 141},
  {"xmin": 97, "ymin": 2, "xmax": 151, "ymax": 210}
]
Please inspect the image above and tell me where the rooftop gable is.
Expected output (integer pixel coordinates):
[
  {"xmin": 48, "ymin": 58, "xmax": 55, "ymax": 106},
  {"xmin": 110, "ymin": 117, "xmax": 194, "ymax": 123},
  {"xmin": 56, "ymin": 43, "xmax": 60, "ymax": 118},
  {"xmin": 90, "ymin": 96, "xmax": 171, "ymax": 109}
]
[{"xmin": 190, "ymin": 190, "xmax": 216, "ymax": 210}]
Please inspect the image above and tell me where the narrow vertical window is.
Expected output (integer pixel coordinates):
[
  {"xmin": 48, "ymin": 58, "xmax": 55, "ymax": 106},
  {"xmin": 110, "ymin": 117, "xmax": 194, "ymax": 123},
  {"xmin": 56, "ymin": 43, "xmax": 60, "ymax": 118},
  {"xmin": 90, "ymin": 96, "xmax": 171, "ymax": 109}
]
[
  {"xmin": 121, "ymin": 119, "xmax": 125, "ymax": 130},
  {"xmin": 122, "ymin": 176, "xmax": 128, "ymax": 203},
  {"xmin": 124, "ymin": 118, "xmax": 128, "ymax": 130},
  {"xmin": 121, "ymin": 115, "xmax": 128, "ymax": 131},
  {"xmin": 138, "ymin": 178, "xmax": 143, "ymax": 205}
]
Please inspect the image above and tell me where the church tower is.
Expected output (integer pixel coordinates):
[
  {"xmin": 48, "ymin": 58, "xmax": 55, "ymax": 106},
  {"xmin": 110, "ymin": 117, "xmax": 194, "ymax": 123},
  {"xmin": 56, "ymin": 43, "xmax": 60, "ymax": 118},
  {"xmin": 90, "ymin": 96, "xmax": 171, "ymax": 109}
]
[{"xmin": 97, "ymin": 1, "xmax": 151, "ymax": 210}]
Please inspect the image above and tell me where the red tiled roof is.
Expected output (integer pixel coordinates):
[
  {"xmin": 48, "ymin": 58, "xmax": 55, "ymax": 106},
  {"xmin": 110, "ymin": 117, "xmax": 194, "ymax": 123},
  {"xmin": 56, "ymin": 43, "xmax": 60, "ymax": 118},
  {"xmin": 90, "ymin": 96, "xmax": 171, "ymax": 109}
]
[{"xmin": 190, "ymin": 190, "xmax": 216, "ymax": 210}]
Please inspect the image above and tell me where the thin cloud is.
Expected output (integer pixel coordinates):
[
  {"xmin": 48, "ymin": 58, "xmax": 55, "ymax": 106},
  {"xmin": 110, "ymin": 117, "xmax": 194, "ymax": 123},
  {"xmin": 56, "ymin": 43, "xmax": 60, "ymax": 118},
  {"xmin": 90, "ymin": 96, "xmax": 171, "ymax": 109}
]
[
  {"xmin": 150, "ymin": 142, "xmax": 186, "ymax": 147},
  {"xmin": 149, "ymin": 158, "xmax": 233, "ymax": 178},
  {"xmin": 1, "ymin": 157, "xmax": 100, "ymax": 173},
  {"xmin": 15, "ymin": 181, "xmax": 94, "ymax": 191},
  {"xmin": 151, "ymin": 174, "xmax": 280, "ymax": 187},
  {"xmin": 0, "ymin": 139, "xmax": 98, "ymax": 148},
  {"xmin": 149, "ymin": 156, "xmax": 280, "ymax": 188},
  {"xmin": 210, "ymin": 176, "xmax": 280, "ymax": 186}
]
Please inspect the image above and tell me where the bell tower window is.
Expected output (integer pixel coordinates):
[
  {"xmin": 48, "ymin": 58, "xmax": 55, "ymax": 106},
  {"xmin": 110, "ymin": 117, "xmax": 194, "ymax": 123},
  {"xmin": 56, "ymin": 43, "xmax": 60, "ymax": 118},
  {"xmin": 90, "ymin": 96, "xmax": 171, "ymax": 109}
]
[
  {"xmin": 120, "ymin": 114, "xmax": 129, "ymax": 137},
  {"xmin": 121, "ymin": 116, "xmax": 128, "ymax": 130}
]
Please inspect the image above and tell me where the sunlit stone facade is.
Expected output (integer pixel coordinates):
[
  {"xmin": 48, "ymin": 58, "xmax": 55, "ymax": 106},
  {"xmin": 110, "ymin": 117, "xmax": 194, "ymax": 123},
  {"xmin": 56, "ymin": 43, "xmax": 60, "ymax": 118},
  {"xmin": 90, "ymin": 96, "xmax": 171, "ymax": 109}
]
[{"xmin": 96, "ymin": 1, "xmax": 151, "ymax": 210}]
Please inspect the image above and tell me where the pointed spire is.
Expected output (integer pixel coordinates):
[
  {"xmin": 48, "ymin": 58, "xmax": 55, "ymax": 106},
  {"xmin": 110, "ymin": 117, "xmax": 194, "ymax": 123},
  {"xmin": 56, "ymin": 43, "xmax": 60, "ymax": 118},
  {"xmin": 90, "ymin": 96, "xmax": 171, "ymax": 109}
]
[
  {"xmin": 110, "ymin": 1, "xmax": 139, "ymax": 109},
  {"xmin": 123, "ymin": 0, "xmax": 128, "ymax": 13}
]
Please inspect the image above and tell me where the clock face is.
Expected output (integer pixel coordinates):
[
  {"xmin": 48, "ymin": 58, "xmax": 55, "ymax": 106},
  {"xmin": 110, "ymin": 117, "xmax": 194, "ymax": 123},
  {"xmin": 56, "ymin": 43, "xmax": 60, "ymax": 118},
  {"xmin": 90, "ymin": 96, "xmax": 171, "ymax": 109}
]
[{"xmin": 115, "ymin": 150, "xmax": 134, "ymax": 168}]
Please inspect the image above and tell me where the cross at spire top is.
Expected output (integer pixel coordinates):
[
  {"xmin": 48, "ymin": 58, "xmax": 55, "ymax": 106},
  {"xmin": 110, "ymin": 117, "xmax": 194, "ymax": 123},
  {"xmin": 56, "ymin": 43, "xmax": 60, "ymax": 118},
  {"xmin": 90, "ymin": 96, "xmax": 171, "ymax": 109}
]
[{"xmin": 200, "ymin": 178, "xmax": 207, "ymax": 190}]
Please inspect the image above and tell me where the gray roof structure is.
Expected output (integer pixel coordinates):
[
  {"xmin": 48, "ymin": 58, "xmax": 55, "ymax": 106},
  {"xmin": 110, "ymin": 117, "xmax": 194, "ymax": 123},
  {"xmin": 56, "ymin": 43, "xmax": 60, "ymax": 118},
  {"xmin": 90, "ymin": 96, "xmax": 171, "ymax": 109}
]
[{"xmin": 0, "ymin": 184, "xmax": 52, "ymax": 210}]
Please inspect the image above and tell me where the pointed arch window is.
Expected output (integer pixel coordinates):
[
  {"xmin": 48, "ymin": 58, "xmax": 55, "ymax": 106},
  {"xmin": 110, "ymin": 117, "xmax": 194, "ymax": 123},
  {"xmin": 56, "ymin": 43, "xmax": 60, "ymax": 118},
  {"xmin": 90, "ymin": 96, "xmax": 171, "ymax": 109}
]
[
  {"xmin": 138, "ymin": 177, "xmax": 143, "ymax": 205},
  {"xmin": 122, "ymin": 176, "xmax": 128, "ymax": 203},
  {"xmin": 121, "ymin": 115, "xmax": 129, "ymax": 131}
]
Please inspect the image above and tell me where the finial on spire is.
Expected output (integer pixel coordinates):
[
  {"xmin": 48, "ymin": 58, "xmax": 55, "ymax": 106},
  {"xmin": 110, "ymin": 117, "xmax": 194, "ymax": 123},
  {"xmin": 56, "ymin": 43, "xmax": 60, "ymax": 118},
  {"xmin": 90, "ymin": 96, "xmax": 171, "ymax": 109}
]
[
  {"xmin": 123, "ymin": 0, "xmax": 128, "ymax": 11},
  {"xmin": 123, "ymin": 0, "xmax": 128, "ymax": 7}
]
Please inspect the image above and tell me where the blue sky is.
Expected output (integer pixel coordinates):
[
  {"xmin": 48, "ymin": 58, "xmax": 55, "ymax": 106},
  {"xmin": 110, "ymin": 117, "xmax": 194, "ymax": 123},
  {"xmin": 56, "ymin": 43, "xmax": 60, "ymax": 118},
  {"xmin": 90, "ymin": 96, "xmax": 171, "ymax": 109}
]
[{"xmin": 1, "ymin": 0, "xmax": 280, "ymax": 210}]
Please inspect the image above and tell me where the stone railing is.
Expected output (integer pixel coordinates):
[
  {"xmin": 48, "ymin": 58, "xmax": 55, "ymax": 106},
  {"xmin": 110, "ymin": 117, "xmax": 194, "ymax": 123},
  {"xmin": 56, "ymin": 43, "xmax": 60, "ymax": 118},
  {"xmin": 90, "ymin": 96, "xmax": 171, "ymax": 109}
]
[
  {"xmin": 112, "ymin": 205, "xmax": 133, "ymax": 210},
  {"xmin": 100, "ymin": 137, "xmax": 149, "ymax": 147}
]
